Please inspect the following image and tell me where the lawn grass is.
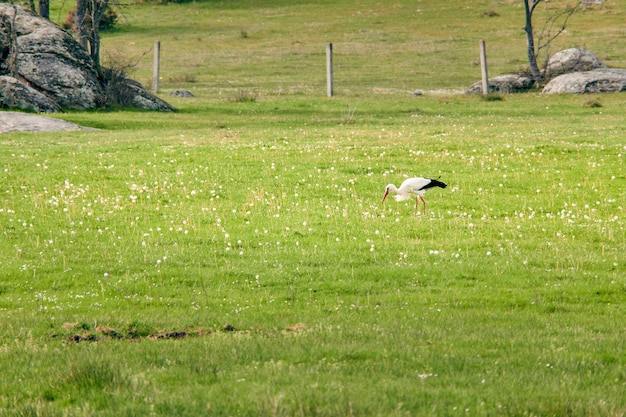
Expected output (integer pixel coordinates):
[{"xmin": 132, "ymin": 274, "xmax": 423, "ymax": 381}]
[
  {"xmin": 2, "ymin": 92, "xmax": 625, "ymax": 416},
  {"xmin": 2, "ymin": 0, "xmax": 626, "ymax": 415}
]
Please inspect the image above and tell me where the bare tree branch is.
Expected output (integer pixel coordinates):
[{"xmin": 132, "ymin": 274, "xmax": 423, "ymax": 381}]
[
  {"xmin": 529, "ymin": 0, "xmax": 543, "ymax": 15},
  {"xmin": 523, "ymin": 0, "xmax": 580, "ymax": 85},
  {"xmin": 524, "ymin": 0, "xmax": 542, "ymax": 82},
  {"xmin": 537, "ymin": 4, "xmax": 579, "ymax": 55}
]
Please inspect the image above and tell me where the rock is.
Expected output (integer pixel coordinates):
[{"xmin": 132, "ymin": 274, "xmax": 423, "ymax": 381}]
[
  {"xmin": 103, "ymin": 74, "xmax": 176, "ymax": 111},
  {"xmin": 3, "ymin": 4, "xmax": 103, "ymax": 109},
  {"xmin": 542, "ymin": 68, "xmax": 626, "ymax": 94},
  {"xmin": 222, "ymin": 324, "xmax": 236, "ymax": 332},
  {"xmin": 169, "ymin": 89, "xmax": 194, "ymax": 98},
  {"xmin": 0, "ymin": 111, "xmax": 96, "ymax": 133},
  {"xmin": 124, "ymin": 77, "xmax": 176, "ymax": 111},
  {"xmin": 0, "ymin": 76, "xmax": 61, "ymax": 112},
  {"xmin": 545, "ymin": 48, "xmax": 605, "ymax": 79},
  {"xmin": 466, "ymin": 73, "xmax": 534, "ymax": 94},
  {"xmin": 0, "ymin": 4, "xmax": 174, "ymax": 112},
  {"xmin": 581, "ymin": 0, "xmax": 605, "ymax": 7},
  {"xmin": 465, "ymin": 48, "xmax": 620, "ymax": 95}
]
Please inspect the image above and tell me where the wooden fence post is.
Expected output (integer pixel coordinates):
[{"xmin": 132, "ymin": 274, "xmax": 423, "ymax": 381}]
[
  {"xmin": 479, "ymin": 40, "xmax": 489, "ymax": 96},
  {"xmin": 152, "ymin": 40, "xmax": 160, "ymax": 93},
  {"xmin": 326, "ymin": 43, "xmax": 333, "ymax": 97}
]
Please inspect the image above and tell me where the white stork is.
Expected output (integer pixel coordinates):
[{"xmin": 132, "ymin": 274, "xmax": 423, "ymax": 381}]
[{"xmin": 382, "ymin": 177, "xmax": 447, "ymax": 216}]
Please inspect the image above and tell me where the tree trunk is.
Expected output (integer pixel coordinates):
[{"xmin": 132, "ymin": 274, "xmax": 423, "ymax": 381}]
[
  {"xmin": 524, "ymin": 0, "xmax": 542, "ymax": 84},
  {"xmin": 28, "ymin": 0, "xmax": 36, "ymax": 14},
  {"xmin": 87, "ymin": 0, "xmax": 109, "ymax": 71},
  {"xmin": 6, "ymin": 4, "xmax": 19, "ymax": 78},
  {"xmin": 89, "ymin": 28, "xmax": 101, "ymax": 69},
  {"xmin": 38, "ymin": 0, "xmax": 49, "ymax": 19},
  {"xmin": 75, "ymin": 0, "xmax": 88, "ymax": 50}
]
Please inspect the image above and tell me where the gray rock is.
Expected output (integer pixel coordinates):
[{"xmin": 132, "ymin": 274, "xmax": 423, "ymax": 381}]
[
  {"xmin": 169, "ymin": 89, "xmax": 194, "ymax": 98},
  {"xmin": 466, "ymin": 48, "xmax": 619, "ymax": 95},
  {"xmin": 543, "ymin": 68, "xmax": 626, "ymax": 94},
  {"xmin": 99, "ymin": 68, "xmax": 176, "ymax": 111},
  {"xmin": 0, "ymin": 3, "xmax": 174, "ymax": 112},
  {"xmin": 545, "ymin": 48, "xmax": 605, "ymax": 79},
  {"xmin": 5, "ymin": 4, "xmax": 103, "ymax": 109},
  {"xmin": 466, "ymin": 74, "xmax": 534, "ymax": 94},
  {"xmin": 581, "ymin": 0, "xmax": 605, "ymax": 7},
  {"xmin": 0, "ymin": 111, "xmax": 95, "ymax": 133},
  {"xmin": 117, "ymin": 76, "xmax": 176, "ymax": 111},
  {"xmin": 0, "ymin": 76, "xmax": 61, "ymax": 112}
]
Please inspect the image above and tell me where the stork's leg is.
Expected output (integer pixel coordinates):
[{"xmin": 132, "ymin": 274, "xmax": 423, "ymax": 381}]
[
  {"xmin": 420, "ymin": 196, "xmax": 427, "ymax": 215},
  {"xmin": 414, "ymin": 197, "xmax": 419, "ymax": 216}
]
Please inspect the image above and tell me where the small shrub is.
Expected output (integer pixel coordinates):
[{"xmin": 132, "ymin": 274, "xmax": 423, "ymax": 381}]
[
  {"xmin": 516, "ymin": 66, "xmax": 534, "ymax": 77},
  {"xmin": 583, "ymin": 98, "xmax": 602, "ymax": 108},
  {"xmin": 101, "ymin": 67, "xmax": 138, "ymax": 108},
  {"xmin": 99, "ymin": 7, "xmax": 119, "ymax": 31},
  {"xmin": 231, "ymin": 88, "xmax": 258, "ymax": 102},
  {"xmin": 340, "ymin": 105, "xmax": 357, "ymax": 124},
  {"xmin": 78, "ymin": 322, "xmax": 91, "ymax": 331},
  {"xmin": 126, "ymin": 320, "xmax": 154, "ymax": 338},
  {"xmin": 63, "ymin": 7, "xmax": 118, "ymax": 33},
  {"xmin": 62, "ymin": 11, "xmax": 73, "ymax": 30},
  {"xmin": 101, "ymin": 50, "xmax": 148, "ymax": 108}
]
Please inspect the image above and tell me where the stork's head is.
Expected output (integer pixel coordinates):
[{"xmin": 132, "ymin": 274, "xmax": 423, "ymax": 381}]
[{"xmin": 382, "ymin": 184, "xmax": 394, "ymax": 203}]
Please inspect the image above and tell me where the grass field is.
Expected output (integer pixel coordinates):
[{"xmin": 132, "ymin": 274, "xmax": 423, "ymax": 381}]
[{"xmin": 2, "ymin": 0, "xmax": 626, "ymax": 416}]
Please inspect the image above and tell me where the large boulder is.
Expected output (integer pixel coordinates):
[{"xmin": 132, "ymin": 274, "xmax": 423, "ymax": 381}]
[
  {"xmin": 466, "ymin": 47, "xmax": 617, "ymax": 95},
  {"xmin": 465, "ymin": 73, "xmax": 534, "ymax": 94},
  {"xmin": 16, "ymin": 17, "xmax": 104, "ymax": 109},
  {"xmin": 102, "ymin": 72, "xmax": 176, "ymax": 111},
  {"xmin": 542, "ymin": 68, "xmax": 626, "ymax": 94},
  {"xmin": 544, "ymin": 48, "xmax": 605, "ymax": 79},
  {"xmin": 123, "ymin": 77, "xmax": 176, "ymax": 111},
  {"xmin": 0, "ymin": 3, "xmax": 174, "ymax": 112},
  {"xmin": 0, "ymin": 75, "xmax": 61, "ymax": 112}
]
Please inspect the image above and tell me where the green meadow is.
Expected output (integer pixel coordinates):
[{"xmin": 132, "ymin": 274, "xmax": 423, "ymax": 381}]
[{"xmin": 2, "ymin": 0, "xmax": 626, "ymax": 416}]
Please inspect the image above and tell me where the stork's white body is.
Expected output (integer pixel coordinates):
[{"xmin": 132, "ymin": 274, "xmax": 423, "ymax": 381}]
[{"xmin": 382, "ymin": 177, "xmax": 447, "ymax": 215}]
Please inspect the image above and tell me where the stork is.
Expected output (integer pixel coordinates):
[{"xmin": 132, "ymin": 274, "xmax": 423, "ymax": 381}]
[{"xmin": 382, "ymin": 177, "xmax": 447, "ymax": 216}]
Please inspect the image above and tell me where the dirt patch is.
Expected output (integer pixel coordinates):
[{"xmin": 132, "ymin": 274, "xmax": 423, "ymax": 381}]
[
  {"xmin": 63, "ymin": 327, "xmax": 210, "ymax": 343},
  {"xmin": 56, "ymin": 322, "xmax": 232, "ymax": 343},
  {"xmin": 54, "ymin": 322, "xmax": 303, "ymax": 343}
]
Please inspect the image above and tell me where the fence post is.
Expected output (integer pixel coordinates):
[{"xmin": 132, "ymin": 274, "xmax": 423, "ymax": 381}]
[
  {"xmin": 152, "ymin": 40, "xmax": 160, "ymax": 93},
  {"xmin": 479, "ymin": 40, "xmax": 489, "ymax": 96},
  {"xmin": 326, "ymin": 43, "xmax": 333, "ymax": 97}
]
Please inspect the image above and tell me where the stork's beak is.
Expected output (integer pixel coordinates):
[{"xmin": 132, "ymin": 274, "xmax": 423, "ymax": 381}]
[{"xmin": 382, "ymin": 189, "xmax": 389, "ymax": 204}]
